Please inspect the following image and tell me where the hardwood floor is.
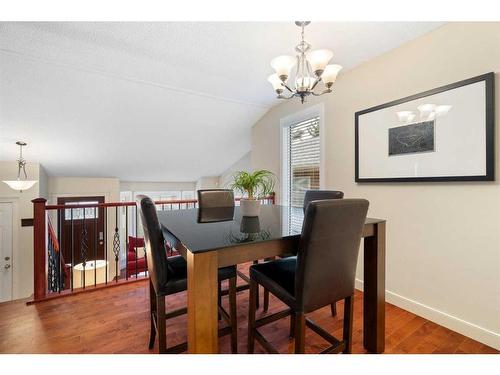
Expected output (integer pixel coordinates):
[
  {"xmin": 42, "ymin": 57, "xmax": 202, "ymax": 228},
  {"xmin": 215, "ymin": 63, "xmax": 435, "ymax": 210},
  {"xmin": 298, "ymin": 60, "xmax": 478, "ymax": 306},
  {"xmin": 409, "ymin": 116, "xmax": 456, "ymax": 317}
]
[{"xmin": 0, "ymin": 266, "xmax": 497, "ymax": 354}]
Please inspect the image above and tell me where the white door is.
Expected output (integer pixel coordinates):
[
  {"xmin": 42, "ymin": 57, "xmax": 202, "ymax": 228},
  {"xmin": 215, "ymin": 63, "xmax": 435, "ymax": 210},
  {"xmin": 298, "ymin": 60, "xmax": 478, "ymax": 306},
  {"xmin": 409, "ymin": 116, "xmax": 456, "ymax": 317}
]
[{"xmin": 0, "ymin": 203, "xmax": 13, "ymax": 302}]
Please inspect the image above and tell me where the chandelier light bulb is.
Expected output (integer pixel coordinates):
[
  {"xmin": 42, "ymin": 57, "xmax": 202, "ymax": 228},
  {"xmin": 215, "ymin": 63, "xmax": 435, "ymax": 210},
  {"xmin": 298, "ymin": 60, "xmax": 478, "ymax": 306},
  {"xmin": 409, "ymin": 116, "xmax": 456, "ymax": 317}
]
[
  {"xmin": 308, "ymin": 49, "xmax": 334, "ymax": 75},
  {"xmin": 270, "ymin": 55, "xmax": 296, "ymax": 81},
  {"xmin": 3, "ymin": 180, "xmax": 38, "ymax": 192},
  {"xmin": 321, "ymin": 64, "xmax": 342, "ymax": 86},
  {"xmin": 268, "ymin": 74, "xmax": 283, "ymax": 92}
]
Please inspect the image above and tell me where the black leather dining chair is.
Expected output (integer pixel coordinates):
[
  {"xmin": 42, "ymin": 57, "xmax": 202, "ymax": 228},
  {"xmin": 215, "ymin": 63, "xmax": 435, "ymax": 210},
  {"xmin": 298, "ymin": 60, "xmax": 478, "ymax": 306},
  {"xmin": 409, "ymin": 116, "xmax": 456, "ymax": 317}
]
[
  {"xmin": 247, "ymin": 199, "xmax": 369, "ymax": 354},
  {"xmin": 197, "ymin": 189, "xmax": 235, "ymax": 208},
  {"xmin": 137, "ymin": 195, "xmax": 238, "ymax": 354},
  {"xmin": 198, "ymin": 189, "xmax": 270, "ymax": 311},
  {"xmin": 303, "ymin": 190, "xmax": 344, "ymax": 212},
  {"xmin": 303, "ymin": 189, "xmax": 344, "ymax": 316}
]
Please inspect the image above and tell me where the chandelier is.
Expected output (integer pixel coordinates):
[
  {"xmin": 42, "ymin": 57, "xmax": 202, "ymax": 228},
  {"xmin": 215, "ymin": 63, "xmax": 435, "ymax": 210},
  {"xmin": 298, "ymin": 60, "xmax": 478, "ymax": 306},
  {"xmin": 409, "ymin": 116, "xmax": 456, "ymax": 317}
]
[
  {"xmin": 268, "ymin": 21, "xmax": 342, "ymax": 104},
  {"xmin": 2, "ymin": 141, "xmax": 38, "ymax": 192}
]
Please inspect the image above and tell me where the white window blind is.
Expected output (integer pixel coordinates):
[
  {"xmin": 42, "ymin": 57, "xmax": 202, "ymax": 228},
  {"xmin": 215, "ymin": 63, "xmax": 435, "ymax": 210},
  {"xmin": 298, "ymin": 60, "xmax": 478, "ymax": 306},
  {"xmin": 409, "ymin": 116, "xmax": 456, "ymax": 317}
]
[{"xmin": 284, "ymin": 116, "xmax": 320, "ymax": 232}]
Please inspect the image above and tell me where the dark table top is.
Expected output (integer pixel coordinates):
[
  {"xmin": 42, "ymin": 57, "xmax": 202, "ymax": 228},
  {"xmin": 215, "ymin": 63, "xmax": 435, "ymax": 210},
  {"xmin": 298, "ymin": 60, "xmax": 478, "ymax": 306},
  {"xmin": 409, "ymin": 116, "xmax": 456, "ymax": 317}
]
[{"xmin": 158, "ymin": 204, "xmax": 383, "ymax": 254}]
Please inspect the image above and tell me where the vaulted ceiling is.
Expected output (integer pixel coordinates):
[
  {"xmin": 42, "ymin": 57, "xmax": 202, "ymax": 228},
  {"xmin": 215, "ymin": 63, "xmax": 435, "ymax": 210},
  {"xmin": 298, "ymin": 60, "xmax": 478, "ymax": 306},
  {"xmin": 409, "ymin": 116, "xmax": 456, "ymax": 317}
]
[{"xmin": 0, "ymin": 22, "xmax": 443, "ymax": 181}]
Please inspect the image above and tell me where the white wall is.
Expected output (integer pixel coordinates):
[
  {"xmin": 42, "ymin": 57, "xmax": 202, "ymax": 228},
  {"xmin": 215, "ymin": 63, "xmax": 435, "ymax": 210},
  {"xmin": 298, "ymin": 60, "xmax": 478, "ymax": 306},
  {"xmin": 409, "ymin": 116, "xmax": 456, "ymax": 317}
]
[
  {"xmin": 195, "ymin": 176, "xmax": 220, "ymax": 191},
  {"xmin": 38, "ymin": 165, "xmax": 48, "ymax": 199},
  {"xmin": 218, "ymin": 151, "xmax": 252, "ymax": 189},
  {"xmin": 0, "ymin": 161, "xmax": 45, "ymax": 299},
  {"xmin": 120, "ymin": 181, "xmax": 196, "ymax": 193},
  {"xmin": 251, "ymin": 23, "xmax": 500, "ymax": 349}
]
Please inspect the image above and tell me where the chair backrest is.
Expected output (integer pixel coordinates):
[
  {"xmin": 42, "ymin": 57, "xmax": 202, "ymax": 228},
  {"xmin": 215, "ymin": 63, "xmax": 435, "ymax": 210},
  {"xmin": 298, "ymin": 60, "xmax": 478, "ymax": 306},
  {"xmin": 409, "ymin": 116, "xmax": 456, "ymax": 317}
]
[
  {"xmin": 128, "ymin": 236, "xmax": 145, "ymax": 256},
  {"xmin": 136, "ymin": 195, "xmax": 169, "ymax": 293},
  {"xmin": 197, "ymin": 189, "xmax": 235, "ymax": 209},
  {"xmin": 295, "ymin": 199, "xmax": 369, "ymax": 313},
  {"xmin": 303, "ymin": 190, "xmax": 344, "ymax": 212},
  {"xmin": 198, "ymin": 206, "xmax": 235, "ymax": 223}
]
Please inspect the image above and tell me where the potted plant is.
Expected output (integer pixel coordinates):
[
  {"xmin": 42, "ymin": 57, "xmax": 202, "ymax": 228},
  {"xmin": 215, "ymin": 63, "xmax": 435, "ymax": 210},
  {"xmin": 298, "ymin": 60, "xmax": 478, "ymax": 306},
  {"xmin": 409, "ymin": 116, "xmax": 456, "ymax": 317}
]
[{"xmin": 230, "ymin": 170, "xmax": 275, "ymax": 217}]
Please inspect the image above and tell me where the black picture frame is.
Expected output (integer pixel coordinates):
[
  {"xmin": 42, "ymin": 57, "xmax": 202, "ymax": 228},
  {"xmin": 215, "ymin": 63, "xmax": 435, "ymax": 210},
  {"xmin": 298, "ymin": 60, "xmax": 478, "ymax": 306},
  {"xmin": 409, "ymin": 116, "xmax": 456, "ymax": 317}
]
[{"xmin": 355, "ymin": 72, "xmax": 495, "ymax": 182}]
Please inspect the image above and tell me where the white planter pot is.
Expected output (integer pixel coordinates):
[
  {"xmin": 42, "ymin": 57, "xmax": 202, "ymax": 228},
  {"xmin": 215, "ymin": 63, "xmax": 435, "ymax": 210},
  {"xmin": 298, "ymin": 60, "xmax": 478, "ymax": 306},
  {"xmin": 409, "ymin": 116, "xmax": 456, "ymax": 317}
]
[{"xmin": 240, "ymin": 199, "xmax": 261, "ymax": 217}]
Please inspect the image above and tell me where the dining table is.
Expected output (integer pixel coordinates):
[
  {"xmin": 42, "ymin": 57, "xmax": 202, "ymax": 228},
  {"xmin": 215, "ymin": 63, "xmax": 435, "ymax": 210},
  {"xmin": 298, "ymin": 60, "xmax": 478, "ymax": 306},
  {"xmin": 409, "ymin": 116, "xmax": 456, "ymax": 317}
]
[{"xmin": 158, "ymin": 204, "xmax": 386, "ymax": 354}]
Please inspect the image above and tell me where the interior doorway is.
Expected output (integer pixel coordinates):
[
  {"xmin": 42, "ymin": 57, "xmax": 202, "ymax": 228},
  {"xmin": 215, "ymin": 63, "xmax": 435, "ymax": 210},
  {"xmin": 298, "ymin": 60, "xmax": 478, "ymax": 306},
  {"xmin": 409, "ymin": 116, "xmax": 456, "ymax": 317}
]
[
  {"xmin": 57, "ymin": 196, "xmax": 105, "ymax": 268},
  {"xmin": 0, "ymin": 202, "xmax": 13, "ymax": 302}
]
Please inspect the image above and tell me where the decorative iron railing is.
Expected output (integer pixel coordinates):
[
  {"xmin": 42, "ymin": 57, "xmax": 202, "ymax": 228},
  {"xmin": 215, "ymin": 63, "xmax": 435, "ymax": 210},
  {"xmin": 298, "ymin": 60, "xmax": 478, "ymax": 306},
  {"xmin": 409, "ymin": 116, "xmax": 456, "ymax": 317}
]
[
  {"xmin": 32, "ymin": 193, "xmax": 275, "ymax": 302},
  {"xmin": 47, "ymin": 219, "xmax": 64, "ymax": 292}
]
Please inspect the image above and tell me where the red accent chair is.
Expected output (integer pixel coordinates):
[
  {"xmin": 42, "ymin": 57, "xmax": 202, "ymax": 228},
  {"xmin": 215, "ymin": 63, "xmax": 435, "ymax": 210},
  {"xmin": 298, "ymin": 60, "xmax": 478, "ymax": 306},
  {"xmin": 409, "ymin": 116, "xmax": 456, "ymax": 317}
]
[
  {"xmin": 127, "ymin": 236, "xmax": 178, "ymax": 277},
  {"xmin": 127, "ymin": 236, "xmax": 148, "ymax": 277}
]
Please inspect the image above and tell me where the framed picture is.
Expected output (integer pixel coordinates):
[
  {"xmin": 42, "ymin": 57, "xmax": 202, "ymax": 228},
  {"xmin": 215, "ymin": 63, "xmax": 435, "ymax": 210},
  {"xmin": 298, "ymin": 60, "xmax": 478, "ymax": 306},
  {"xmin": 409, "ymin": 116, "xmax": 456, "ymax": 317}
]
[{"xmin": 355, "ymin": 72, "xmax": 495, "ymax": 182}]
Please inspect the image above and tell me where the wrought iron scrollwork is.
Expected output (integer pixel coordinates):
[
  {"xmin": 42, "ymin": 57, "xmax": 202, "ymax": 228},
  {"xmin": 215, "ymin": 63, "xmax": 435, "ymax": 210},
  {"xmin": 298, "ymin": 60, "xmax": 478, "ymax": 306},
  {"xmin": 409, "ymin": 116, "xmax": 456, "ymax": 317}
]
[
  {"xmin": 81, "ymin": 225, "xmax": 89, "ymax": 267},
  {"xmin": 47, "ymin": 219, "xmax": 64, "ymax": 293},
  {"xmin": 113, "ymin": 211, "xmax": 120, "ymax": 282},
  {"xmin": 113, "ymin": 227, "xmax": 120, "ymax": 261},
  {"xmin": 47, "ymin": 239, "xmax": 63, "ymax": 292}
]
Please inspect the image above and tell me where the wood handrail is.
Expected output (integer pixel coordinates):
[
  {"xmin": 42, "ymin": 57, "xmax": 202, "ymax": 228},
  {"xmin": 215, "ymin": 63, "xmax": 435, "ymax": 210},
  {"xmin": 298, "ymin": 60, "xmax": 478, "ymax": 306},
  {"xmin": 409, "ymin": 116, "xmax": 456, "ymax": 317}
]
[
  {"xmin": 45, "ymin": 200, "xmax": 198, "ymax": 210},
  {"xmin": 44, "ymin": 194, "xmax": 275, "ymax": 210}
]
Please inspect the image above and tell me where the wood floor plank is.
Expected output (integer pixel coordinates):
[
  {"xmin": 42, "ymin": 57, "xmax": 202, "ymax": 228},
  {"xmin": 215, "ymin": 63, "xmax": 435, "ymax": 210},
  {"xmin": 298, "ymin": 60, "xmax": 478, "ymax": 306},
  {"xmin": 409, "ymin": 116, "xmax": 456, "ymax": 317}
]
[
  {"xmin": 431, "ymin": 326, "xmax": 467, "ymax": 354},
  {"xmin": 0, "ymin": 263, "xmax": 497, "ymax": 354}
]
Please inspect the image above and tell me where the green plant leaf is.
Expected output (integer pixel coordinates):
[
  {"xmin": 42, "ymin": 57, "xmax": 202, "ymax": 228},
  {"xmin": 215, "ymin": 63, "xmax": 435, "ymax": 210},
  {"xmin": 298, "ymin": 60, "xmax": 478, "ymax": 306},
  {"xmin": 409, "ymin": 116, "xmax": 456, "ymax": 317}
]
[{"xmin": 229, "ymin": 169, "xmax": 276, "ymax": 199}]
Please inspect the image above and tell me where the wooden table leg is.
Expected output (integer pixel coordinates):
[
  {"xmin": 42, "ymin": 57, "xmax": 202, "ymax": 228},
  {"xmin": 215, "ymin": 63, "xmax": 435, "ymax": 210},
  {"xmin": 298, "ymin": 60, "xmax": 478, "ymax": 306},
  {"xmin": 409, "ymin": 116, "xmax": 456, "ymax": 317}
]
[
  {"xmin": 187, "ymin": 250, "xmax": 219, "ymax": 353},
  {"xmin": 363, "ymin": 221, "xmax": 386, "ymax": 353}
]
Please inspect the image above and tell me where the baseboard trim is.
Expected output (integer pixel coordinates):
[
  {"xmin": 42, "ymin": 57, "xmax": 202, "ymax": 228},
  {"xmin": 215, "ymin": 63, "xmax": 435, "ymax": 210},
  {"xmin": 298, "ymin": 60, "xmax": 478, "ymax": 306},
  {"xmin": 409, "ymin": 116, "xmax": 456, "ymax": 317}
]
[{"xmin": 355, "ymin": 279, "xmax": 500, "ymax": 350}]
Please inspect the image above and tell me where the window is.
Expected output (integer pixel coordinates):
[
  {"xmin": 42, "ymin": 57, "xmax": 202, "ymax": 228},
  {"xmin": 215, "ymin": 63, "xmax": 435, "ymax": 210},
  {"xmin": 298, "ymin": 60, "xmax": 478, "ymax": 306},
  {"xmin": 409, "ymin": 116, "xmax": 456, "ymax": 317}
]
[
  {"xmin": 120, "ymin": 190, "xmax": 196, "ymax": 243},
  {"xmin": 181, "ymin": 191, "xmax": 196, "ymax": 200},
  {"xmin": 281, "ymin": 106, "xmax": 323, "ymax": 232},
  {"xmin": 131, "ymin": 190, "xmax": 196, "ymax": 210},
  {"xmin": 64, "ymin": 201, "xmax": 99, "ymax": 220}
]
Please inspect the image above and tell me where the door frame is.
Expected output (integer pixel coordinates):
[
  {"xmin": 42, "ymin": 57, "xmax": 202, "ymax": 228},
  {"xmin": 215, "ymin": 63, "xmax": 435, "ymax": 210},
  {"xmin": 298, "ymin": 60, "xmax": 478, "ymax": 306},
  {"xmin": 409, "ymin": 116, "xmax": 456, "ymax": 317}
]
[
  {"xmin": 56, "ymin": 195, "xmax": 106, "ymax": 270},
  {"xmin": 0, "ymin": 198, "xmax": 19, "ymax": 302}
]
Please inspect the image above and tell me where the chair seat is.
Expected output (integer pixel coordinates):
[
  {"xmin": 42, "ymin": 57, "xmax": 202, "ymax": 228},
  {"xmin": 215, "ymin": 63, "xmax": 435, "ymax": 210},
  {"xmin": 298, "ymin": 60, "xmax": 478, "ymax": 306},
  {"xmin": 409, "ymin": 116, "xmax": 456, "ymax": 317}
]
[
  {"xmin": 126, "ymin": 256, "xmax": 147, "ymax": 271},
  {"xmin": 250, "ymin": 256, "xmax": 297, "ymax": 309},
  {"xmin": 158, "ymin": 255, "xmax": 237, "ymax": 296},
  {"xmin": 218, "ymin": 265, "xmax": 237, "ymax": 280}
]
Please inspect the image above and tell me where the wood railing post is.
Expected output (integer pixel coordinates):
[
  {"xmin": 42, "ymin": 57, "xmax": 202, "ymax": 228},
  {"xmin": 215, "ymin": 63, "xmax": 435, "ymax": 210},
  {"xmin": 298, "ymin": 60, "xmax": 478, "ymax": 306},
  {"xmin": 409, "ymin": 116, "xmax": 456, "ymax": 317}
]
[{"xmin": 32, "ymin": 198, "xmax": 47, "ymax": 301}]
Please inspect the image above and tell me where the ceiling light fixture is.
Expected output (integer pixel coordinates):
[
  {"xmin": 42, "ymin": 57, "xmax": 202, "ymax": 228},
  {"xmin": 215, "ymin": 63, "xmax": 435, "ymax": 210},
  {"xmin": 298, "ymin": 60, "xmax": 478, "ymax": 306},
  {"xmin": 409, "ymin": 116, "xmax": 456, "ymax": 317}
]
[
  {"xmin": 268, "ymin": 21, "xmax": 342, "ymax": 104},
  {"xmin": 3, "ymin": 141, "xmax": 38, "ymax": 192}
]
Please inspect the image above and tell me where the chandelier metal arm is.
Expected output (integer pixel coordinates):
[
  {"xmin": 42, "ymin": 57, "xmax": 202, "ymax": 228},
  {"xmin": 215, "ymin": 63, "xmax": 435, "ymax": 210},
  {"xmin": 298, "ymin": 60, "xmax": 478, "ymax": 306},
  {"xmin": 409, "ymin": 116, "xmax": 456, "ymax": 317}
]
[
  {"xmin": 281, "ymin": 82, "xmax": 295, "ymax": 94},
  {"xmin": 310, "ymin": 77, "xmax": 322, "ymax": 91},
  {"xmin": 277, "ymin": 92, "xmax": 296, "ymax": 100},
  {"xmin": 311, "ymin": 88, "xmax": 332, "ymax": 97},
  {"xmin": 17, "ymin": 159, "xmax": 27, "ymax": 180}
]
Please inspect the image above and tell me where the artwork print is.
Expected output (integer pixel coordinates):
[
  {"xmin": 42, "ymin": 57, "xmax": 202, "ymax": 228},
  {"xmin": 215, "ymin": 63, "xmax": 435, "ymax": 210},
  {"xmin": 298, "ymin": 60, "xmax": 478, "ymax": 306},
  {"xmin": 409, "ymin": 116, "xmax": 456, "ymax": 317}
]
[
  {"xmin": 388, "ymin": 120, "xmax": 435, "ymax": 156},
  {"xmin": 355, "ymin": 73, "xmax": 493, "ymax": 182}
]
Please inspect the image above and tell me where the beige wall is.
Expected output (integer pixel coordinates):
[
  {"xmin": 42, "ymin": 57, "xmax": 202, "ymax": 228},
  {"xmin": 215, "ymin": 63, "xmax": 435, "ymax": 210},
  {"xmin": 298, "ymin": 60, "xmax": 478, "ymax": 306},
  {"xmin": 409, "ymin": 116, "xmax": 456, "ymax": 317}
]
[
  {"xmin": 48, "ymin": 177, "xmax": 120, "ymax": 204},
  {"xmin": 252, "ymin": 23, "xmax": 500, "ymax": 349},
  {"xmin": 218, "ymin": 151, "xmax": 252, "ymax": 189},
  {"xmin": 0, "ymin": 161, "xmax": 45, "ymax": 299}
]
